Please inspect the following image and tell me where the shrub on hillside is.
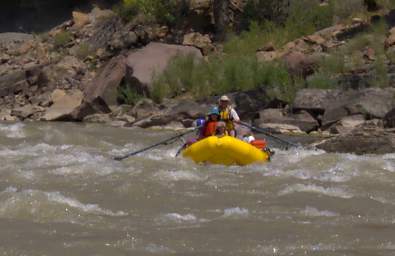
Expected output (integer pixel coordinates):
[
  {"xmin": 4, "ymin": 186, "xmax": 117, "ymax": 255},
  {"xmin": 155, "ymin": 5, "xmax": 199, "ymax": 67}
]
[
  {"xmin": 114, "ymin": 0, "xmax": 187, "ymax": 25},
  {"xmin": 53, "ymin": 31, "xmax": 73, "ymax": 48},
  {"xmin": 151, "ymin": 54, "xmax": 291, "ymax": 103},
  {"xmin": 225, "ymin": 0, "xmax": 334, "ymax": 55}
]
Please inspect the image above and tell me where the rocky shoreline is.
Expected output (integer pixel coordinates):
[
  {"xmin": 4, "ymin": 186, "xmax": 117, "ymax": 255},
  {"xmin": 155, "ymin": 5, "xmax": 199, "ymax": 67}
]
[{"xmin": 1, "ymin": 6, "xmax": 395, "ymax": 154}]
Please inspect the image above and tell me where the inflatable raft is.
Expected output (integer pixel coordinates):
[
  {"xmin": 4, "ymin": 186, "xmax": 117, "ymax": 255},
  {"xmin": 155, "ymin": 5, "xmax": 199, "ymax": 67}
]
[{"xmin": 182, "ymin": 136, "xmax": 270, "ymax": 166}]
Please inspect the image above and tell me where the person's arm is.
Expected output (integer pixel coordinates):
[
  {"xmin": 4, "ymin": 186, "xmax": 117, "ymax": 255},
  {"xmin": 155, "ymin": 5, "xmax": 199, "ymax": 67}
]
[{"xmin": 230, "ymin": 109, "xmax": 240, "ymax": 122}]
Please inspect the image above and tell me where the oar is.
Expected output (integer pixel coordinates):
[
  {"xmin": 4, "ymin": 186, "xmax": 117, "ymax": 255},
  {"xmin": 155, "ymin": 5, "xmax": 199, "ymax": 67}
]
[
  {"xmin": 238, "ymin": 121, "xmax": 300, "ymax": 148},
  {"xmin": 114, "ymin": 128, "xmax": 198, "ymax": 161}
]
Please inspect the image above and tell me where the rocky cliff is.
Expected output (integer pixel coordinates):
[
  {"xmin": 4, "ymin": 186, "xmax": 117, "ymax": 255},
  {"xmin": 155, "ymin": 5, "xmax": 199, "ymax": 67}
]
[{"xmin": 1, "ymin": 1, "xmax": 395, "ymax": 154}]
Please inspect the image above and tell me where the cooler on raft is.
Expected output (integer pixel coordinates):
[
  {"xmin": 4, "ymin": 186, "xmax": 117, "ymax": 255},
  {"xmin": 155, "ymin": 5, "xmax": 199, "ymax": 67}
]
[{"xmin": 182, "ymin": 136, "xmax": 270, "ymax": 166}]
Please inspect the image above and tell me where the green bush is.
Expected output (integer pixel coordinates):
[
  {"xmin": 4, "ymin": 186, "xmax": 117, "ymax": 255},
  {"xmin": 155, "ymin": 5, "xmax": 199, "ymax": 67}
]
[
  {"xmin": 151, "ymin": 54, "xmax": 291, "ymax": 103},
  {"xmin": 224, "ymin": 0, "xmax": 334, "ymax": 56},
  {"xmin": 369, "ymin": 55, "xmax": 389, "ymax": 87},
  {"xmin": 75, "ymin": 43, "xmax": 94, "ymax": 60},
  {"xmin": 114, "ymin": 0, "xmax": 186, "ymax": 25},
  {"xmin": 242, "ymin": 0, "xmax": 290, "ymax": 28},
  {"xmin": 117, "ymin": 82, "xmax": 142, "ymax": 105},
  {"xmin": 332, "ymin": 0, "xmax": 365, "ymax": 21},
  {"xmin": 307, "ymin": 72, "xmax": 338, "ymax": 89},
  {"xmin": 53, "ymin": 31, "xmax": 73, "ymax": 48}
]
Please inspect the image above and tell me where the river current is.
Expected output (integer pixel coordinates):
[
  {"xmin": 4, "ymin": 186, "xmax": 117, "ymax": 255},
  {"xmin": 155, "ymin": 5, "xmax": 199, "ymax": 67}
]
[{"xmin": 0, "ymin": 122, "xmax": 395, "ymax": 255}]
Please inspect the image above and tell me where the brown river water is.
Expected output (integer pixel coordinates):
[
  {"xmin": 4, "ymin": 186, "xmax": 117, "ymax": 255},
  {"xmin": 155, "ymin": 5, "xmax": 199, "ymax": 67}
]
[{"xmin": 0, "ymin": 122, "xmax": 395, "ymax": 256}]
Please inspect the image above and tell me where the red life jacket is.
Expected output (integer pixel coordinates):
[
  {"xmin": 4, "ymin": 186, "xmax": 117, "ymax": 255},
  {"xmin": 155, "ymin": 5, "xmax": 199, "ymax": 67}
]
[{"xmin": 203, "ymin": 121, "xmax": 217, "ymax": 137}]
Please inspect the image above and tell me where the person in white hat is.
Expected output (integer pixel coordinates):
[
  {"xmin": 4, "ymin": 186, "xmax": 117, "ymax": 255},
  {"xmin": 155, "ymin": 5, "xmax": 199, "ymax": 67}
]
[{"xmin": 217, "ymin": 95, "xmax": 240, "ymax": 137}]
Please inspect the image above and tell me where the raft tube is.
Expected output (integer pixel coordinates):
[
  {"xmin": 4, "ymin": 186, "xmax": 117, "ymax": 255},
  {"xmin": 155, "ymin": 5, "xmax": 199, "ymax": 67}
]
[{"xmin": 182, "ymin": 136, "xmax": 270, "ymax": 166}]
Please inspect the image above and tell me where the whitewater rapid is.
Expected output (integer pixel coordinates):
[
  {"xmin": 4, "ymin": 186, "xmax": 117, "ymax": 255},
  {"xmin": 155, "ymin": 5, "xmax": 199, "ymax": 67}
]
[{"xmin": 0, "ymin": 122, "xmax": 394, "ymax": 255}]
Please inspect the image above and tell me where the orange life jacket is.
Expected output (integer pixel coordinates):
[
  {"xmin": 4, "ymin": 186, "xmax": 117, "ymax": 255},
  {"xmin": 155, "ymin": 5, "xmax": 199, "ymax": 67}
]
[{"xmin": 203, "ymin": 121, "xmax": 217, "ymax": 137}]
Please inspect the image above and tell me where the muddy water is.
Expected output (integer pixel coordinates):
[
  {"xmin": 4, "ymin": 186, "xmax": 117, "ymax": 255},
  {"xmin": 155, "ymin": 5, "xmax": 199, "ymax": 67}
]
[{"xmin": 0, "ymin": 122, "xmax": 395, "ymax": 256}]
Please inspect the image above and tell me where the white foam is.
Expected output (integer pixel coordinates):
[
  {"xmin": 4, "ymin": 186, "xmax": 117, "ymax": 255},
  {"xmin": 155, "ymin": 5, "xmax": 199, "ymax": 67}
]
[
  {"xmin": 153, "ymin": 170, "xmax": 205, "ymax": 182},
  {"xmin": 301, "ymin": 206, "xmax": 338, "ymax": 217},
  {"xmin": 0, "ymin": 123, "xmax": 26, "ymax": 138},
  {"xmin": 158, "ymin": 213, "xmax": 198, "ymax": 224},
  {"xmin": 45, "ymin": 191, "xmax": 127, "ymax": 216},
  {"xmin": 288, "ymin": 166, "xmax": 354, "ymax": 183},
  {"xmin": 222, "ymin": 207, "xmax": 249, "ymax": 218},
  {"xmin": 0, "ymin": 143, "xmax": 61, "ymax": 157},
  {"xmin": 145, "ymin": 243, "xmax": 174, "ymax": 254},
  {"xmin": 0, "ymin": 189, "xmax": 127, "ymax": 218},
  {"xmin": 278, "ymin": 184, "xmax": 353, "ymax": 199},
  {"xmin": 277, "ymin": 148, "xmax": 326, "ymax": 164}
]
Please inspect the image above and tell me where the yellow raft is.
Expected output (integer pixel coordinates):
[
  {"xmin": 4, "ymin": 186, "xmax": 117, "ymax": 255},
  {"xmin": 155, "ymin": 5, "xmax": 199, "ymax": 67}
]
[{"xmin": 182, "ymin": 136, "xmax": 270, "ymax": 166}]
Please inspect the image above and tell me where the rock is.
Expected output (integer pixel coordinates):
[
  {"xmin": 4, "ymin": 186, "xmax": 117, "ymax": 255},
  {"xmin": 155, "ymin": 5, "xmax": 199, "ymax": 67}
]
[
  {"xmin": 131, "ymin": 98, "xmax": 159, "ymax": 119},
  {"xmin": 30, "ymin": 92, "xmax": 52, "ymax": 107},
  {"xmin": 258, "ymin": 123, "xmax": 304, "ymax": 134},
  {"xmin": 83, "ymin": 113, "xmax": 112, "ymax": 123},
  {"xmin": 11, "ymin": 105, "xmax": 43, "ymax": 120},
  {"xmin": 385, "ymin": 107, "xmax": 395, "ymax": 128},
  {"xmin": 385, "ymin": 27, "xmax": 395, "ymax": 48},
  {"xmin": 332, "ymin": 20, "xmax": 369, "ymax": 41},
  {"xmin": 256, "ymin": 108, "xmax": 318, "ymax": 132},
  {"xmin": 16, "ymin": 40, "xmax": 35, "ymax": 55},
  {"xmin": 282, "ymin": 51, "xmax": 316, "ymax": 78},
  {"xmin": 322, "ymin": 88, "xmax": 395, "ymax": 126},
  {"xmin": 189, "ymin": 0, "xmax": 211, "ymax": 10},
  {"xmin": 169, "ymin": 99, "xmax": 207, "ymax": 120},
  {"xmin": 0, "ymin": 33, "xmax": 33, "ymax": 46},
  {"xmin": 304, "ymin": 34, "xmax": 326, "ymax": 45},
  {"xmin": 328, "ymin": 114, "xmax": 366, "ymax": 134},
  {"xmin": 0, "ymin": 70, "xmax": 26, "ymax": 97},
  {"xmin": 84, "ymin": 55, "xmax": 126, "ymax": 108},
  {"xmin": 0, "ymin": 109, "xmax": 17, "ymax": 121},
  {"xmin": 41, "ymin": 89, "xmax": 84, "ymax": 121},
  {"xmin": 183, "ymin": 32, "xmax": 213, "ymax": 55},
  {"xmin": 234, "ymin": 90, "xmax": 267, "ymax": 119},
  {"xmin": 133, "ymin": 114, "xmax": 173, "ymax": 128},
  {"xmin": 126, "ymin": 42, "xmax": 203, "ymax": 94},
  {"xmin": 256, "ymin": 50, "xmax": 278, "ymax": 62},
  {"xmin": 116, "ymin": 114, "xmax": 136, "ymax": 124},
  {"xmin": 72, "ymin": 11, "xmax": 90, "ymax": 29},
  {"xmin": 87, "ymin": 15, "xmax": 122, "ymax": 51},
  {"xmin": 89, "ymin": 7, "xmax": 116, "ymax": 23},
  {"xmin": 317, "ymin": 128, "xmax": 395, "ymax": 154},
  {"xmin": 321, "ymin": 106, "xmax": 350, "ymax": 127}
]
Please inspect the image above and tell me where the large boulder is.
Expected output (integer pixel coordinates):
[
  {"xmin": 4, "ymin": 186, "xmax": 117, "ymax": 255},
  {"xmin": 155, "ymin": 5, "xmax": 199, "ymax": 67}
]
[
  {"xmin": 293, "ymin": 89, "xmax": 342, "ymax": 114},
  {"xmin": 168, "ymin": 99, "xmax": 208, "ymax": 120},
  {"xmin": 41, "ymin": 89, "xmax": 84, "ymax": 121},
  {"xmin": 294, "ymin": 88, "xmax": 395, "ymax": 127},
  {"xmin": 322, "ymin": 88, "xmax": 395, "ymax": 126},
  {"xmin": 126, "ymin": 42, "xmax": 203, "ymax": 94},
  {"xmin": 282, "ymin": 51, "xmax": 317, "ymax": 78},
  {"xmin": 317, "ymin": 128, "xmax": 395, "ymax": 154},
  {"xmin": 255, "ymin": 108, "xmax": 319, "ymax": 133},
  {"xmin": 328, "ymin": 114, "xmax": 366, "ymax": 134},
  {"xmin": 234, "ymin": 90, "xmax": 268, "ymax": 119},
  {"xmin": 84, "ymin": 55, "xmax": 126, "ymax": 108}
]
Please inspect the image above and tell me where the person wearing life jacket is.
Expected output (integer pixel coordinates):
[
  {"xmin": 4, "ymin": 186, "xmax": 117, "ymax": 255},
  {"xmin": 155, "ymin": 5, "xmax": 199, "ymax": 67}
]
[
  {"xmin": 201, "ymin": 107, "xmax": 220, "ymax": 138},
  {"xmin": 217, "ymin": 95, "xmax": 240, "ymax": 137}
]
